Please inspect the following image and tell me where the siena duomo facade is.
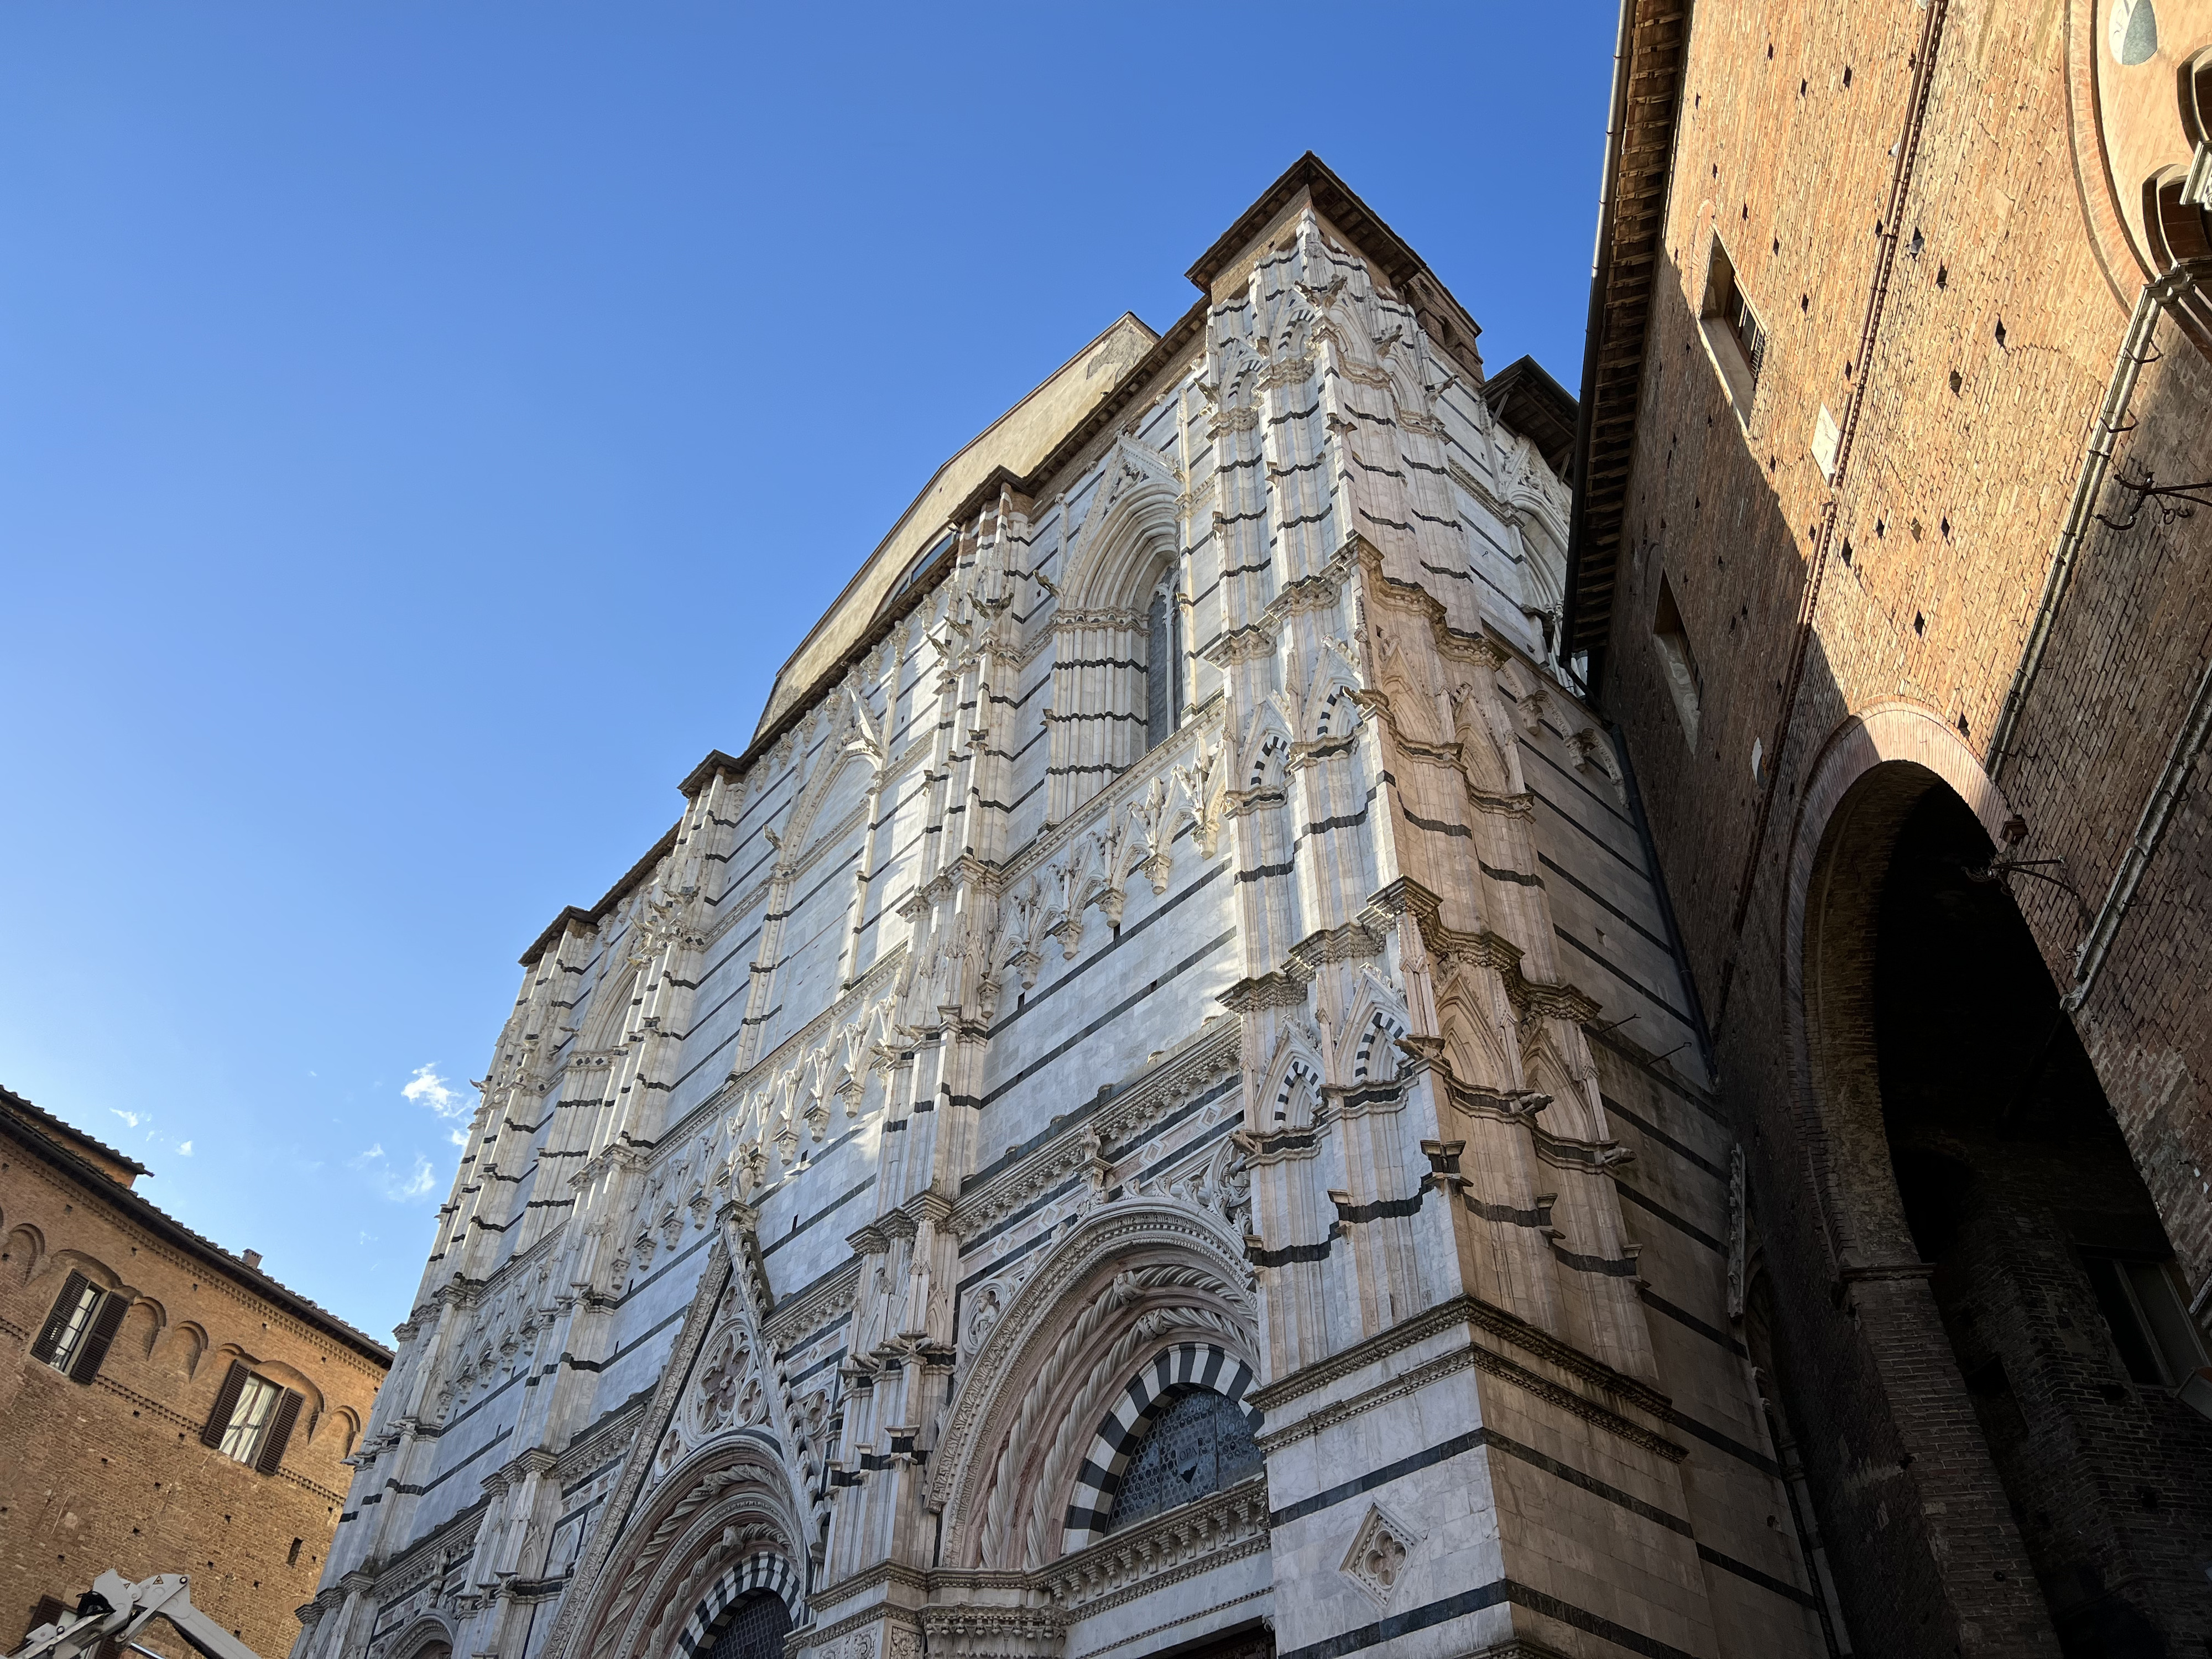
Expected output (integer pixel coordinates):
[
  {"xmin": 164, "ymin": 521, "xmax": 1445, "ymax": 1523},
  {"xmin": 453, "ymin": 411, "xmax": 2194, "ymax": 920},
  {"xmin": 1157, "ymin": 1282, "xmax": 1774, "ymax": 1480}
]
[{"xmin": 296, "ymin": 158, "xmax": 1851, "ymax": 1659}]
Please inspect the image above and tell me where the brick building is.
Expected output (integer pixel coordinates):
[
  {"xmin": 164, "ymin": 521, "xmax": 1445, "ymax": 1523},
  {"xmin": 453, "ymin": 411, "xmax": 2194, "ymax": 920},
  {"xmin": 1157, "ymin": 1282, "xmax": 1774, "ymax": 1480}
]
[
  {"xmin": 0, "ymin": 1087, "xmax": 390, "ymax": 1659},
  {"xmin": 1568, "ymin": 0, "xmax": 2212, "ymax": 1654}
]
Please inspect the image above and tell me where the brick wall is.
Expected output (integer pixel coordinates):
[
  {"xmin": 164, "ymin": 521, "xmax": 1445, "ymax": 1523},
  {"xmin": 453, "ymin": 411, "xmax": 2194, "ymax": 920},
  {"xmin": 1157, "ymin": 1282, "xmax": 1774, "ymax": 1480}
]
[
  {"xmin": 0, "ymin": 1097, "xmax": 388, "ymax": 1659},
  {"xmin": 1586, "ymin": 0, "xmax": 2212, "ymax": 1652}
]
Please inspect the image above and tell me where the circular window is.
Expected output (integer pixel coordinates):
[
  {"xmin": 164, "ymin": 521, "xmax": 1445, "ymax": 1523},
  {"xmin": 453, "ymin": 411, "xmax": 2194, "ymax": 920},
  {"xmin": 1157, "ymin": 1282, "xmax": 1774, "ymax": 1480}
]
[{"xmin": 2108, "ymin": 0, "xmax": 2157, "ymax": 65}]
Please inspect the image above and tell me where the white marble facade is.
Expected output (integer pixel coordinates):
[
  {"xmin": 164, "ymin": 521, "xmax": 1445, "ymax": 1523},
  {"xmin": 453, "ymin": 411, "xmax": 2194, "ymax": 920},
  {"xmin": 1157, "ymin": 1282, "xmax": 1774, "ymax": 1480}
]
[{"xmin": 295, "ymin": 160, "xmax": 1830, "ymax": 1659}]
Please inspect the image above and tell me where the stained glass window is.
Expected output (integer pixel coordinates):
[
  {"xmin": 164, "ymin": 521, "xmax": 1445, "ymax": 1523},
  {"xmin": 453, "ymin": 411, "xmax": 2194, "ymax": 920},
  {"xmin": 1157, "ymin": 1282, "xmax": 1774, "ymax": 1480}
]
[
  {"xmin": 1106, "ymin": 1386, "xmax": 1262, "ymax": 1532},
  {"xmin": 704, "ymin": 1592, "xmax": 790, "ymax": 1659}
]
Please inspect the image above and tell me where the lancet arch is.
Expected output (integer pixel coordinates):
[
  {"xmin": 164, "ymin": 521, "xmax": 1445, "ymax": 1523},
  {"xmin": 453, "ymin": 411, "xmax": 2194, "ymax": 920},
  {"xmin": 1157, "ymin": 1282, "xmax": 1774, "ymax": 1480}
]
[
  {"xmin": 1338, "ymin": 971, "xmax": 1410, "ymax": 1089},
  {"xmin": 1060, "ymin": 435, "xmax": 1183, "ymax": 615},
  {"xmin": 1259, "ymin": 1029, "xmax": 1326, "ymax": 1129},
  {"xmin": 561, "ymin": 1436, "xmax": 806, "ymax": 1659},
  {"xmin": 1048, "ymin": 436, "xmax": 1189, "ymax": 822},
  {"xmin": 929, "ymin": 1197, "xmax": 1258, "ymax": 1571},
  {"xmin": 1305, "ymin": 642, "xmax": 1365, "ymax": 743},
  {"xmin": 578, "ymin": 962, "xmax": 642, "ymax": 1054},
  {"xmin": 1435, "ymin": 966, "xmax": 1515, "ymax": 1094}
]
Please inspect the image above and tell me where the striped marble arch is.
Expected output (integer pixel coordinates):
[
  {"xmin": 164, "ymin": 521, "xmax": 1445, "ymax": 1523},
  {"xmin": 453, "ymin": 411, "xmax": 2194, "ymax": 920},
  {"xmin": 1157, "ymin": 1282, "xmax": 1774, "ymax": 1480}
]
[
  {"xmin": 1060, "ymin": 1342, "xmax": 1260, "ymax": 1554},
  {"xmin": 672, "ymin": 1552, "xmax": 802, "ymax": 1659}
]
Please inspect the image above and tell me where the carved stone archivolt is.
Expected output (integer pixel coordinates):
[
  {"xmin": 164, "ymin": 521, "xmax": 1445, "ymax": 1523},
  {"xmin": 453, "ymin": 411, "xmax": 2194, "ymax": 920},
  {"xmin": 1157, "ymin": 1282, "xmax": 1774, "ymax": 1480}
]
[
  {"xmin": 671, "ymin": 1553, "xmax": 803, "ymax": 1658},
  {"xmin": 928, "ymin": 1198, "xmax": 1258, "ymax": 1569},
  {"xmin": 567, "ymin": 1439, "xmax": 804, "ymax": 1659}
]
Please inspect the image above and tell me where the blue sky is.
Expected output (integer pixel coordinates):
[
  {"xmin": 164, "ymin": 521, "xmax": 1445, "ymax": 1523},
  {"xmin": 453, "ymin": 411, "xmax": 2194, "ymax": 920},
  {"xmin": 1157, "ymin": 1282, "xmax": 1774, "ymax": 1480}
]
[{"xmin": 0, "ymin": 3, "xmax": 1619, "ymax": 1337}]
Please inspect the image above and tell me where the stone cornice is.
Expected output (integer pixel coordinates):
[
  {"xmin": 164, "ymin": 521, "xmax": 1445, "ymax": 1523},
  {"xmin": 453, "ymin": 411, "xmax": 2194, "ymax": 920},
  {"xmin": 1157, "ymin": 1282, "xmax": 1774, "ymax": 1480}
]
[
  {"xmin": 1032, "ymin": 1473, "xmax": 1268, "ymax": 1616},
  {"xmin": 950, "ymin": 1017, "xmax": 1240, "ymax": 1240},
  {"xmin": 762, "ymin": 1257, "xmax": 862, "ymax": 1353},
  {"xmin": 660, "ymin": 945, "xmax": 909, "ymax": 1152},
  {"xmin": 520, "ymin": 823, "xmax": 683, "ymax": 968},
  {"xmin": 802, "ymin": 1560, "xmax": 933, "ymax": 1622},
  {"xmin": 1562, "ymin": 0, "xmax": 1692, "ymax": 660},
  {"xmin": 1256, "ymin": 1326, "xmax": 1683, "ymax": 1467},
  {"xmin": 805, "ymin": 1477, "xmax": 1269, "ymax": 1657},
  {"xmin": 997, "ymin": 709, "xmax": 1222, "ymax": 892},
  {"xmin": 1254, "ymin": 1289, "xmax": 1672, "ymax": 1422}
]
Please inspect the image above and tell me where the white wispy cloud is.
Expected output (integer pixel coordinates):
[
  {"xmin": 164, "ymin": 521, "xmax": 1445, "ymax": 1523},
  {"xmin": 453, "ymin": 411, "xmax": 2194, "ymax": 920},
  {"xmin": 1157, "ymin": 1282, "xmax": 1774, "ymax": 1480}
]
[
  {"xmin": 177, "ymin": 1141, "xmax": 193, "ymax": 1156},
  {"xmin": 403, "ymin": 1064, "xmax": 473, "ymax": 1121},
  {"xmin": 351, "ymin": 1141, "xmax": 440, "ymax": 1204},
  {"xmin": 111, "ymin": 1109, "xmax": 144, "ymax": 1130}
]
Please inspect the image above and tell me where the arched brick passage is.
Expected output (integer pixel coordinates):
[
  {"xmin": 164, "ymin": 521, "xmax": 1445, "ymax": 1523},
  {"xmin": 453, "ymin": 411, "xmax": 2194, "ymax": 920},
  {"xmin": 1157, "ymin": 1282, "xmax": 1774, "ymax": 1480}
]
[
  {"xmin": 1784, "ymin": 712, "xmax": 2212, "ymax": 1651},
  {"xmin": 1783, "ymin": 703, "xmax": 2014, "ymax": 1269},
  {"xmin": 1870, "ymin": 787, "xmax": 2212, "ymax": 1649}
]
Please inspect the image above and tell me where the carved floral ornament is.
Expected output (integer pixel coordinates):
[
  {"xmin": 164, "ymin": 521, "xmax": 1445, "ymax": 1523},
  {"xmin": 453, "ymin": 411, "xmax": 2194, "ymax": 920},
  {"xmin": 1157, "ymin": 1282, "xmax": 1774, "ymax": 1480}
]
[
  {"xmin": 568, "ymin": 1440, "xmax": 803, "ymax": 1659},
  {"xmin": 686, "ymin": 1323, "xmax": 766, "ymax": 1442},
  {"xmin": 1340, "ymin": 1502, "xmax": 1422, "ymax": 1609},
  {"xmin": 926, "ymin": 1197, "xmax": 1259, "ymax": 1566}
]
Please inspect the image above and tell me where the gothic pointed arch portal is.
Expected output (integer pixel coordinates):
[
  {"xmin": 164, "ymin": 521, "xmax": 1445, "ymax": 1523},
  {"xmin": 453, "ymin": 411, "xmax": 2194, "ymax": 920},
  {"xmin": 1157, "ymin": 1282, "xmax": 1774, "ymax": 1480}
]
[{"xmin": 927, "ymin": 1197, "xmax": 1259, "ymax": 1572}]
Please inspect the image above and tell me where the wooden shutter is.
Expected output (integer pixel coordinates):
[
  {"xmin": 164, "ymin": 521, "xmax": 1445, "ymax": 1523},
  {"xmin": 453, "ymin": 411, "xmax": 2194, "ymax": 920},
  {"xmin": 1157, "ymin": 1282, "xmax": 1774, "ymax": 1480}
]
[
  {"xmin": 67, "ymin": 1292, "xmax": 129, "ymax": 1384},
  {"xmin": 29, "ymin": 1271, "xmax": 91, "ymax": 1365},
  {"xmin": 255, "ymin": 1389, "xmax": 305, "ymax": 1475},
  {"xmin": 201, "ymin": 1360, "xmax": 249, "ymax": 1448}
]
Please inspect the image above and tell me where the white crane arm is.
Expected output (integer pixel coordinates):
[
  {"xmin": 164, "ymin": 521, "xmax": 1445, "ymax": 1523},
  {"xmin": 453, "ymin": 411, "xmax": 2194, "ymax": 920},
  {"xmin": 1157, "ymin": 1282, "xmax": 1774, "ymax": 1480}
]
[{"xmin": 8, "ymin": 1573, "xmax": 268, "ymax": 1659}]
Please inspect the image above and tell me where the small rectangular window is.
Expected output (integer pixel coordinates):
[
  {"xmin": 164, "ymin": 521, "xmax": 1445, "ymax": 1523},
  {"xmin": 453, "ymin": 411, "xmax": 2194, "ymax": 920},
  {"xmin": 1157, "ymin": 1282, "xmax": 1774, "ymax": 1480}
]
[
  {"xmin": 37, "ymin": 1276, "xmax": 104, "ymax": 1374},
  {"xmin": 219, "ymin": 1374, "xmax": 285, "ymax": 1464},
  {"xmin": 2084, "ymin": 1253, "xmax": 2209, "ymax": 1389},
  {"xmin": 30, "ymin": 1270, "xmax": 124, "ymax": 1383},
  {"xmin": 1700, "ymin": 236, "xmax": 1766, "ymax": 421},
  {"xmin": 1652, "ymin": 573, "xmax": 1703, "ymax": 747}
]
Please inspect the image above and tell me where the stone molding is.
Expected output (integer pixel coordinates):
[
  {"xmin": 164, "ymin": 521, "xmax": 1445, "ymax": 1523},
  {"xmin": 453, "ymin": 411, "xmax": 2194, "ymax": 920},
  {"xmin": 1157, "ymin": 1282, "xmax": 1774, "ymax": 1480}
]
[
  {"xmin": 670, "ymin": 945, "xmax": 908, "ymax": 1140},
  {"xmin": 867, "ymin": 1477, "xmax": 1266, "ymax": 1659},
  {"xmin": 927, "ymin": 1198, "xmax": 1256, "ymax": 1545},
  {"xmin": 1050, "ymin": 1452, "xmax": 1266, "ymax": 1599},
  {"xmin": 1250, "ymin": 1292, "xmax": 1681, "ymax": 1462},
  {"xmin": 797, "ymin": 1561, "xmax": 932, "ymax": 1629},
  {"xmin": 951, "ymin": 1017, "xmax": 1240, "ymax": 1239},
  {"xmin": 708, "ymin": 880, "xmax": 775, "ymax": 947},
  {"xmin": 998, "ymin": 709, "xmax": 1222, "ymax": 891},
  {"xmin": 536, "ymin": 1243, "xmax": 737, "ymax": 1659},
  {"xmin": 1256, "ymin": 1328, "xmax": 1684, "ymax": 1465},
  {"xmin": 763, "ymin": 1257, "xmax": 862, "ymax": 1351}
]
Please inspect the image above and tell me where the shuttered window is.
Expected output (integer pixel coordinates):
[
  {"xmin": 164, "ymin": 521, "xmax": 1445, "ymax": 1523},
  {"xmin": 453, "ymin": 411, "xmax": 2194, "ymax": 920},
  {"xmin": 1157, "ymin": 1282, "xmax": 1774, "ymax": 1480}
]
[
  {"xmin": 30, "ymin": 1271, "xmax": 128, "ymax": 1383},
  {"xmin": 201, "ymin": 1359, "xmax": 305, "ymax": 1473}
]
